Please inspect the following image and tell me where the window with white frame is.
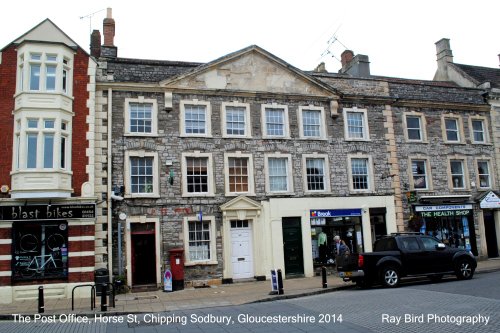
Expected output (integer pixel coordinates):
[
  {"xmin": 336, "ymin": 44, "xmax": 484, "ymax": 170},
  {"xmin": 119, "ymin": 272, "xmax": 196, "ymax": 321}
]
[
  {"xmin": 180, "ymin": 101, "xmax": 211, "ymax": 137},
  {"xmin": 449, "ymin": 159, "xmax": 466, "ymax": 189},
  {"xmin": 405, "ymin": 115, "xmax": 424, "ymax": 141},
  {"xmin": 14, "ymin": 116, "xmax": 71, "ymax": 171},
  {"xmin": 222, "ymin": 103, "xmax": 251, "ymax": 138},
  {"xmin": 130, "ymin": 157, "xmax": 154, "ymax": 193},
  {"xmin": 265, "ymin": 154, "xmax": 293, "ymax": 193},
  {"xmin": 183, "ymin": 215, "xmax": 217, "ymax": 265},
  {"xmin": 225, "ymin": 154, "xmax": 254, "ymax": 195},
  {"xmin": 349, "ymin": 156, "xmax": 372, "ymax": 191},
  {"xmin": 17, "ymin": 47, "xmax": 73, "ymax": 95},
  {"xmin": 344, "ymin": 108, "xmax": 369, "ymax": 140},
  {"xmin": 261, "ymin": 104, "xmax": 289, "ymax": 138},
  {"xmin": 124, "ymin": 98, "xmax": 158, "ymax": 135},
  {"xmin": 182, "ymin": 153, "xmax": 214, "ymax": 196},
  {"xmin": 471, "ymin": 118, "xmax": 487, "ymax": 143},
  {"xmin": 124, "ymin": 151, "xmax": 159, "ymax": 197},
  {"xmin": 477, "ymin": 160, "xmax": 491, "ymax": 188},
  {"xmin": 411, "ymin": 159, "xmax": 429, "ymax": 190},
  {"xmin": 442, "ymin": 115, "xmax": 463, "ymax": 143},
  {"xmin": 299, "ymin": 107, "xmax": 325, "ymax": 139},
  {"xmin": 303, "ymin": 155, "xmax": 329, "ymax": 192}
]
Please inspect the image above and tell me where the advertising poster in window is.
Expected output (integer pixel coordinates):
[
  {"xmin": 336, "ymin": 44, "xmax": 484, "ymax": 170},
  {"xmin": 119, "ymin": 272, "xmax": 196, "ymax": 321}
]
[{"xmin": 12, "ymin": 222, "xmax": 68, "ymax": 281}]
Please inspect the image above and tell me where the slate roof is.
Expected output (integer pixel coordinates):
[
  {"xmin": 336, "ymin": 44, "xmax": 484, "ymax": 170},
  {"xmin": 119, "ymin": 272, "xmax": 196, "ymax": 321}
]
[
  {"xmin": 452, "ymin": 63, "xmax": 500, "ymax": 89},
  {"xmin": 105, "ymin": 57, "xmax": 203, "ymax": 83}
]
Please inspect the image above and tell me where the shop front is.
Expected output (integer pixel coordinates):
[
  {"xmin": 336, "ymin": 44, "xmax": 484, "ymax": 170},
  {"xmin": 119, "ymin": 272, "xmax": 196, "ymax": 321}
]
[
  {"xmin": 0, "ymin": 202, "xmax": 96, "ymax": 303},
  {"xmin": 478, "ymin": 191, "xmax": 500, "ymax": 258},
  {"xmin": 265, "ymin": 196, "xmax": 397, "ymax": 278},
  {"xmin": 310, "ymin": 209, "xmax": 363, "ymax": 265},
  {"xmin": 412, "ymin": 204, "xmax": 477, "ymax": 255}
]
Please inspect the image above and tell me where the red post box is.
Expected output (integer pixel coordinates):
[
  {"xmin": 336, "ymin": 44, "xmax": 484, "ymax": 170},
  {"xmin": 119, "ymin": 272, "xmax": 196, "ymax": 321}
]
[{"xmin": 169, "ymin": 248, "xmax": 184, "ymax": 290}]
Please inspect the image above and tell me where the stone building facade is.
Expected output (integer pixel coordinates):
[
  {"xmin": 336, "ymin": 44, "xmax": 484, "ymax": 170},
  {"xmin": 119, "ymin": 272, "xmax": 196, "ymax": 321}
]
[{"xmin": 89, "ymin": 12, "xmax": 494, "ymax": 290}]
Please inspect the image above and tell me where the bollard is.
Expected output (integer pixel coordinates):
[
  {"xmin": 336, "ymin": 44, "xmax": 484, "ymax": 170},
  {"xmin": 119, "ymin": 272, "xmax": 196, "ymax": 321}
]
[
  {"xmin": 38, "ymin": 286, "xmax": 44, "ymax": 313},
  {"xmin": 100, "ymin": 283, "xmax": 107, "ymax": 312},
  {"xmin": 322, "ymin": 266, "xmax": 328, "ymax": 288},
  {"xmin": 277, "ymin": 269, "xmax": 284, "ymax": 295}
]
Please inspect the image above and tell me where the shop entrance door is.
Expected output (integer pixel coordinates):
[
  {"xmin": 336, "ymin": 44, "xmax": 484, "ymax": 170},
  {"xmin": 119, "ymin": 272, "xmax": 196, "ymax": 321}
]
[
  {"xmin": 282, "ymin": 217, "xmax": 304, "ymax": 276},
  {"xmin": 131, "ymin": 223, "xmax": 156, "ymax": 286},
  {"xmin": 484, "ymin": 211, "xmax": 499, "ymax": 258}
]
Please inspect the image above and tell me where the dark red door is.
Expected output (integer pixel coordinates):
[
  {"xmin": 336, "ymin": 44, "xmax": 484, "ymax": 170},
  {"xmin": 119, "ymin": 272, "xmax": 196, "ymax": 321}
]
[{"xmin": 131, "ymin": 223, "xmax": 156, "ymax": 285}]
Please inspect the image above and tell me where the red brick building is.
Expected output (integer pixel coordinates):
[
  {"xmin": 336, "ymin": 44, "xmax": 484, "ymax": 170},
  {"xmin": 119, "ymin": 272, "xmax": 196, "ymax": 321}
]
[{"xmin": 0, "ymin": 19, "xmax": 97, "ymax": 303}]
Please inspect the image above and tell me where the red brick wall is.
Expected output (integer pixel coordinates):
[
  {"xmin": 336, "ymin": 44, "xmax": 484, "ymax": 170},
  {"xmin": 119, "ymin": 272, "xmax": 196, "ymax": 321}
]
[
  {"xmin": 0, "ymin": 45, "xmax": 16, "ymax": 187},
  {"xmin": 71, "ymin": 48, "xmax": 91, "ymax": 197}
]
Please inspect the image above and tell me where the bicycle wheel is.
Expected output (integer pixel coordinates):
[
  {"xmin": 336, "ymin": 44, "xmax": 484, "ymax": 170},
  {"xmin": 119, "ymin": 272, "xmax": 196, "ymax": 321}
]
[
  {"xmin": 46, "ymin": 233, "xmax": 64, "ymax": 251},
  {"xmin": 19, "ymin": 234, "xmax": 38, "ymax": 252}
]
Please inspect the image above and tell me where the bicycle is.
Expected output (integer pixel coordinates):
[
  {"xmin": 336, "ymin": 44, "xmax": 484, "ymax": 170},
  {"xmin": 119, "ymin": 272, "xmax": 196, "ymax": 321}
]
[{"xmin": 19, "ymin": 254, "xmax": 63, "ymax": 278}]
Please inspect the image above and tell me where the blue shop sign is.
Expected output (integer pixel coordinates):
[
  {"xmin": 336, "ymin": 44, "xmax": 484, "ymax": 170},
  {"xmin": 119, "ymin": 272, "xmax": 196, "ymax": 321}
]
[{"xmin": 310, "ymin": 209, "xmax": 362, "ymax": 218}]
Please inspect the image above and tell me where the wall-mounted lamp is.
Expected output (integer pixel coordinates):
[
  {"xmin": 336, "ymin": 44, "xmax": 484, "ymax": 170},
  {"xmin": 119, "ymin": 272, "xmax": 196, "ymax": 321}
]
[{"xmin": 164, "ymin": 107, "xmax": 172, "ymax": 114}]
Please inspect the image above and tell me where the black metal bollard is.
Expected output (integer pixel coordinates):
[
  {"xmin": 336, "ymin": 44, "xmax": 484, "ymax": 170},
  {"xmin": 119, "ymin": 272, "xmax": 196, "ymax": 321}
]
[
  {"xmin": 100, "ymin": 283, "xmax": 107, "ymax": 312},
  {"xmin": 322, "ymin": 266, "xmax": 328, "ymax": 288},
  {"xmin": 277, "ymin": 269, "xmax": 284, "ymax": 295},
  {"xmin": 38, "ymin": 286, "xmax": 44, "ymax": 313}
]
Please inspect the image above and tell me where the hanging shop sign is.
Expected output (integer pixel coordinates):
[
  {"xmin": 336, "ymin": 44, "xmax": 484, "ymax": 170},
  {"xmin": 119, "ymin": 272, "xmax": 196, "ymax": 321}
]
[
  {"xmin": 0, "ymin": 204, "xmax": 96, "ymax": 221},
  {"xmin": 310, "ymin": 209, "xmax": 362, "ymax": 218},
  {"xmin": 480, "ymin": 191, "xmax": 500, "ymax": 209},
  {"xmin": 415, "ymin": 204, "xmax": 472, "ymax": 218}
]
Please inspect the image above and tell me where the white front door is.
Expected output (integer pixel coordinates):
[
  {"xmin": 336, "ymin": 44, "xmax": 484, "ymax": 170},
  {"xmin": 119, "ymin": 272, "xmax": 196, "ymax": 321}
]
[{"xmin": 231, "ymin": 221, "xmax": 254, "ymax": 279}]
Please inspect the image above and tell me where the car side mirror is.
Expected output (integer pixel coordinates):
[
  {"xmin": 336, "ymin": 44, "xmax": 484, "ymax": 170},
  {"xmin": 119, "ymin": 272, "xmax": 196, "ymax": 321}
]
[{"xmin": 436, "ymin": 243, "xmax": 446, "ymax": 250}]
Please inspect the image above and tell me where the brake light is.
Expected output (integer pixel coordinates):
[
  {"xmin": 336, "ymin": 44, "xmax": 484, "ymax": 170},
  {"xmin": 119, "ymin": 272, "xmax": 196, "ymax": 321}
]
[{"xmin": 358, "ymin": 254, "xmax": 364, "ymax": 268}]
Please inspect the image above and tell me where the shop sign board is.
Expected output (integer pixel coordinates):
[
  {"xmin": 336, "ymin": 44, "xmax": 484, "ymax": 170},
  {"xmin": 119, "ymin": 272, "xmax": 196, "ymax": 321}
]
[
  {"xmin": 0, "ymin": 204, "xmax": 96, "ymax": 221},
  {"xmin": 415, "ymin": 204, "xmax": 472, "ymax": 218},
  {"xmin": 310, "ymin": 209, "xmax": 362, "ymax": 218},
  {"xmin": 480, "ymin": 191, "xmax": 500, "ymax": 209}
]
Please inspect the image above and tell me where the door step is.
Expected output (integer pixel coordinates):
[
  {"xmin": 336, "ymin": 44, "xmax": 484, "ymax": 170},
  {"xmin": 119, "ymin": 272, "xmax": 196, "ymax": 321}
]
[{"xmin": 131, "ymin": 284, "xmax": 157, "ymax": 293}]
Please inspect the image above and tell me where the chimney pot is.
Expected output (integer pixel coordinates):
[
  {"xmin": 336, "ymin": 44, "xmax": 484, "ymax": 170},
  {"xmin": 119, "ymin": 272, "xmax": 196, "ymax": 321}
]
[{"xmin": 103, "ymin": 7, "xmax": 115, "ymax": 47}]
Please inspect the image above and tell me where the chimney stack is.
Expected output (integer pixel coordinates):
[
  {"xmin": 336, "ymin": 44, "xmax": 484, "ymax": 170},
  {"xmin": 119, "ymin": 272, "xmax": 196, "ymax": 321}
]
[
  {"xmin": 90, "ymin": 30, "xmax": 101, "ymax": 58},
  {"xmin": 103, "ymin": 8, "xmax": 115, "ymax": 46},
  {"xmin": 339, "ymin": 51, "xmax": 370, "ymax": 77},
  {"xmin": 100, "ymin": 8, "xmax": 117, "ymax": 58},
  {"xmin": 433, "ymin": 38, "xmax": 453, "ymax": 81}
]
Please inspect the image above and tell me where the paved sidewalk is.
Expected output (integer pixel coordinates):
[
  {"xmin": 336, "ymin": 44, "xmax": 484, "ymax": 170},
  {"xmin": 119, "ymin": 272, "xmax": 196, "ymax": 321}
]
[{"xmin": 1, "ymin": 258, "xmax": 499, "ymax": 318}]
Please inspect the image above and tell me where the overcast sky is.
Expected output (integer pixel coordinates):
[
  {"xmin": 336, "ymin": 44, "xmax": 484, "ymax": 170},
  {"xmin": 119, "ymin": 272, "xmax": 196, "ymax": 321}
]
[{"xmin": 2, "ymin": 0, "xmax": 499, "ymax": 80}]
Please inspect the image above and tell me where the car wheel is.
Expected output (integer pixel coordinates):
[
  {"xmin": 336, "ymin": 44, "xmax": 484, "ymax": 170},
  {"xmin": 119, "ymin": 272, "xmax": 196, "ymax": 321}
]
[
  {"xmin": 456, "ymin": 259, "xmax": 474, "ymax": 280},
  {"xmin": 381, "ymin": 266, "xmax": 400, "ymax": 288}
]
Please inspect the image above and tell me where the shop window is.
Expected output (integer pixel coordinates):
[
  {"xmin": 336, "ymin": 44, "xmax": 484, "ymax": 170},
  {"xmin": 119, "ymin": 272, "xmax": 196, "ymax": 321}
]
[
  {"xmin": 12, "ymin": 222, "xmax": 68, "ymax": 281},
  {"xmin": 311, "ymin": 215, "xmax": 363, "ymax": 265}
]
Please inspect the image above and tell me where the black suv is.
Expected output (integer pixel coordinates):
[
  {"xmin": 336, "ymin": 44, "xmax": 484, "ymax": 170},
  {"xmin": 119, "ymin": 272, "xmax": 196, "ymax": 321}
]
[{"xmin": 336, "ymin": 233, "xmax": 477, "ymax": 288}]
